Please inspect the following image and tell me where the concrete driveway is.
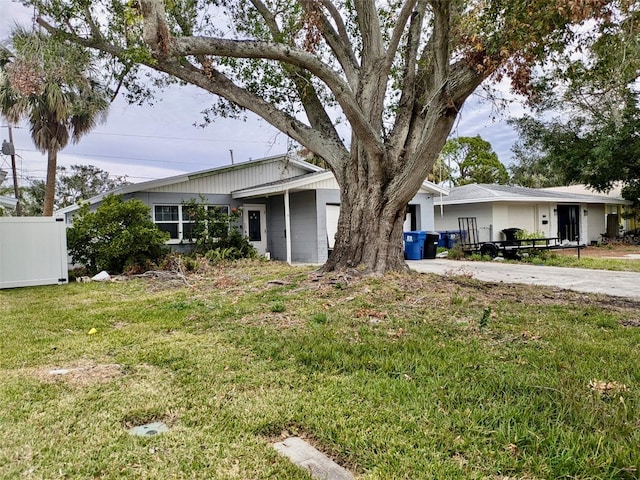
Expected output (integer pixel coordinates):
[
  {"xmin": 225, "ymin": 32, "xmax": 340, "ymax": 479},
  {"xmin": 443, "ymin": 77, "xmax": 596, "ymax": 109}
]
[{"xmin": 408, "ymin": 259, "xmax": 640, "ymax": 299}]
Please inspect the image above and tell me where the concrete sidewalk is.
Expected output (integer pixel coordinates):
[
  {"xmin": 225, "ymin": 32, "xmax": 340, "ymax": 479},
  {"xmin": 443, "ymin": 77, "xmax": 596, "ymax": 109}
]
[{"xmin": 408, "ymin": 259, "xmax": 640, "ymax": 299}]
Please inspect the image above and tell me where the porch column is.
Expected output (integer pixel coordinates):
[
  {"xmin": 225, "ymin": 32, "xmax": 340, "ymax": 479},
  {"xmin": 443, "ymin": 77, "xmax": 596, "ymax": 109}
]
[{"xmin": 285, "ymin": 190, "xmax": 292, "ymax": 264}]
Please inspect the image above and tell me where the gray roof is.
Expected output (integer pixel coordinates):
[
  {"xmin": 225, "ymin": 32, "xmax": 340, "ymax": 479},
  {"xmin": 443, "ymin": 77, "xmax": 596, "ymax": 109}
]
[
  {"xmin": 56, "ymin": 153, "xmax": 323, "ymax": 215},
  {"xmin": 0, "ymin": 195, "xmax": 18, "ymax": 208},
  {"xmin": 435, "ymin": 183, "xmax": 630, "ymax": 206}
]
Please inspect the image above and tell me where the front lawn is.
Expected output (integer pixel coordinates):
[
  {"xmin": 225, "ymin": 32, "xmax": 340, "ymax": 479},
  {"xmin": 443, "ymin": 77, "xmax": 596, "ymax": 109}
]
[{"xmin": 1, "ymin": 261, "xmax": 638, "ymax": 479}]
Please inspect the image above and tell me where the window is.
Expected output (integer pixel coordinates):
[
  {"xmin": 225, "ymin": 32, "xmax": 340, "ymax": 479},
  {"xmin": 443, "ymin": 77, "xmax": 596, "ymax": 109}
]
[
  {"xmin": 154, "ymin": 205, "xmax": 180, "ymax": 239},
  {"xmin": 153, "ymin": 204, "xmax": 230, "ymax": 242}
]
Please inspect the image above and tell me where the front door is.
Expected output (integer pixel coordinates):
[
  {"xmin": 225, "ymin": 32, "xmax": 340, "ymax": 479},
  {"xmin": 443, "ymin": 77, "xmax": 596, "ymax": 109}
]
[
  {"xmin": 557, "ymin": 205, "xmax": 579, "ymax": 242},
  {"xmin": 243, "ymin": 204, "xmax": 267, "ymax": 255}
]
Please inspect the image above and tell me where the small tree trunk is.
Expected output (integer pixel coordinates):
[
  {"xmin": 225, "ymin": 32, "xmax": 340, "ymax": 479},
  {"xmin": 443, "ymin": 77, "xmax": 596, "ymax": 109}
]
[{"xmin": 43, "ymin": 148, "xmax": 58, "ymax": 216}]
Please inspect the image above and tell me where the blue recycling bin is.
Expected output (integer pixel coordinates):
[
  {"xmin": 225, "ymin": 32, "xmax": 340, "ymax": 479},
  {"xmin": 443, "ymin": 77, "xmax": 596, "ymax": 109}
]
[
  {"xmin": 437, "ymin": 231, "xmax": 448, "ymax": 248},
  {"xmin": 446, "ymin": 230, "xmax": 463, "ymax": 248},
  {"xmin": 403, "ymin": 231, "xmax": 427, "ymax": 260}
]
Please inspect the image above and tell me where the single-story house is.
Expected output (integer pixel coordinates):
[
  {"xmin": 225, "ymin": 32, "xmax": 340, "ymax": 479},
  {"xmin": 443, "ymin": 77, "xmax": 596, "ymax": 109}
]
[
  {"xmin": 433, "ymin": 183, "xmax": 632, "ymax": 245},
  {"xmin": 59, "ymin": 154, "xmax": 447, "ymax": 263},
  {"xmin": 543, "ymin": 184, "xmax": 638, "ymax": 234},
  {"xmin": 0, "ymin": 195, "xmax": 18, "ymax": 210}
]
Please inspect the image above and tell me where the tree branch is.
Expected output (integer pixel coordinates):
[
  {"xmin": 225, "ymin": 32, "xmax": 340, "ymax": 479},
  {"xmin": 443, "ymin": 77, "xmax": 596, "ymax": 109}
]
[
  {"xmin": 429, "ymin": 0, "xmax": 451, "ymax": 89},
  {"xmin": 156, "ymin": 58, "xmax": 349, "ymax": 167},
  {"xmin": 383, "ymin": 0, "xmax": 419, "ymax": 73},
  {"xmin": 314, "ymin": 0, "xmax": 360, "ymax": 87},
  {"xmin": 388, "ymin": 2, "xmax": 427, "ymax": 160},
  {"xmin": 249, "ymin": 0, "xmax": 348, "ymax": 168},
  {"xmin": 173, "ymin": 36, "xmax": 382, "ymax": 153},
  {"xmin": 37, "ymin": 16, "xmax": 349, "ymax": 167},
  {"xmin": 353, "ymin": 0, "xmax": 384, "ymax": 65},
  {"xmin": 249, "ymin": 0, "xmax": 280, "ymax": 37}
]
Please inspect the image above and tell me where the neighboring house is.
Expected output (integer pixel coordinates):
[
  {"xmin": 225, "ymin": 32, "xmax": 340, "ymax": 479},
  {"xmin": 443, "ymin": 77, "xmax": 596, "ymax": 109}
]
[
  {"xmin": 543, "ymin": 184, "xmax": 638, "ymax": 234},
  {"xmin": 433, "ymin": 183, "xmax": 631, "ymax": 245},
  {"xmin": 0, "ymin": 195, "xmax": 18, "ymax": 210},
  {"xmin": 59, "ymin": 154, "xmax": 447, "ymax": 264}
]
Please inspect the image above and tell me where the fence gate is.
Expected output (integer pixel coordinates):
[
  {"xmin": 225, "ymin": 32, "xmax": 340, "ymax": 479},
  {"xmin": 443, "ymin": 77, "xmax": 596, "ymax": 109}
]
[{"xmin": 0, "ymin": 217, "xmax": 68, "ymax": 289}]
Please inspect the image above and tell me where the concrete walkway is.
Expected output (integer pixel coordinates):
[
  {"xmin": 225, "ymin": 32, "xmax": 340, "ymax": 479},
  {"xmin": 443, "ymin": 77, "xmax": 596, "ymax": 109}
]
[{"xmin": 408, "ymin": 259, "xmax": 640, "ymax": 299}]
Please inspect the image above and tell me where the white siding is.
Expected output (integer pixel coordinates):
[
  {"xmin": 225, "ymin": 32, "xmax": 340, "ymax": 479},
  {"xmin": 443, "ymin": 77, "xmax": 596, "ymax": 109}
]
[
  {"xmin": 506, "ymin": 204, "xmax": 536, "ymax": 237},
  {"xmin": 298, "ymin": 177, "xmax": 340, "ymax": 191},
  {"xmin": 149, "ymin": 162, "xmax": 310, "ymax": 194}
]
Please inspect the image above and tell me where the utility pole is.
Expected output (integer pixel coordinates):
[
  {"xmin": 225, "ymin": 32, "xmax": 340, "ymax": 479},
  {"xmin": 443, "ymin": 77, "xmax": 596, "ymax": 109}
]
[{"xmin": 3, "ymin": 126, "xmax": 22, "ymax": 216}]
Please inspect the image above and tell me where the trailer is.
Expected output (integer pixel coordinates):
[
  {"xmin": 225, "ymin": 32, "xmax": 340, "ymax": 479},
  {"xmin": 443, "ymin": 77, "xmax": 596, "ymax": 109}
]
[{"xmin": 457, "ymin": 217, "xmax": 581, "ymax": 259}]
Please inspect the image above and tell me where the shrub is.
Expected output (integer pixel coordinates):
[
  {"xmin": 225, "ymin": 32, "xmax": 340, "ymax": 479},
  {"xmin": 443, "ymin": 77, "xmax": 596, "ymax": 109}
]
[
  {"xmin": 447, "ymin": 244, "xmax": 466, "ymax": 260},
  {"xmin": 183, "ymin": 198, "xmax": 257, "ymax": 260},
  {"xmin": 67, "ymin": 194, "xmax": 169, "ymax": 274},
  {"xmin": 515, "ymin": 229, "xmax": 545, "ymax": 240}
]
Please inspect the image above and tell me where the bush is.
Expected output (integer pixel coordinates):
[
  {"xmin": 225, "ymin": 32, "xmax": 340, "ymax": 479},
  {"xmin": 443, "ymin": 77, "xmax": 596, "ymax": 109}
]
[
  {"xmin": 183, "ymin": 198, "xmax": 257, "ymax": 261},
  {"xmin": 67, "ymin": 194, "xmax": 169, "ymax": 274},
  {"xmin": 515, "ymin": 229, "xmax": 545, "ymax": 240},
  {"xmin": 447, "ymin": 244, "xmax": 466, "ymax": 260}
]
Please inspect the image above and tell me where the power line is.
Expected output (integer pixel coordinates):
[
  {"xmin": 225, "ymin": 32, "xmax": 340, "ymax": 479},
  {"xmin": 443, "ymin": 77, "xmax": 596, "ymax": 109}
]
[
  {"xmin": 6, "ymin": 123, "xmax": 284, "ymax": 144},
  {"xmin": 88, "ymin": 131, "xmax": 273, "ymax": 143},
  {"xmin": 10, "ymin": 148, "xmax": 217, "ymax": 167}
]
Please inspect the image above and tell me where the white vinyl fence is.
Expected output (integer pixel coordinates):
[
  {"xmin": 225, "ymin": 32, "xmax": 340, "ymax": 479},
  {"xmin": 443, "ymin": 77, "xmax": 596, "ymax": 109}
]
[{"xmin": 0, "ymin": 217, "xmax": 68, "ymax": 289}]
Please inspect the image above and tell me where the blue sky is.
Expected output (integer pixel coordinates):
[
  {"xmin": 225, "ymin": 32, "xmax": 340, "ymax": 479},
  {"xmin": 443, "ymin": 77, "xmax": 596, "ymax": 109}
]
[{"xmin": 0, "ymin": 1, "xmax": 523, "ymax": 185}]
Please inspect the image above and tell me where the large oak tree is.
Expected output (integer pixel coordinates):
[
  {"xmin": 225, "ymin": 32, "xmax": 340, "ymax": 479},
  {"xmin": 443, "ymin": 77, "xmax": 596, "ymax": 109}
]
[{"xmin": 30, "ymin": 0, "xmax": 624, "ymax": 272}]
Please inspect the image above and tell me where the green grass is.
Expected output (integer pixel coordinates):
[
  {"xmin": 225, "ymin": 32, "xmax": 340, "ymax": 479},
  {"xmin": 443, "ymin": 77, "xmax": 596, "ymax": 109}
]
[{"xmin": 1, "ymin": 260, "xmax": 639, "ymax": 479}]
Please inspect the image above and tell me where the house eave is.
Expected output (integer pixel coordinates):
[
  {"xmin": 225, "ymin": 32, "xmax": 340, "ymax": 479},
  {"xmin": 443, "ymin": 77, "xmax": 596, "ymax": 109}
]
[
  {"xmin": 435, "ymin": 196, "xmax": 632, "ymax": 206},
  {"xmin": 232, "ymin": 171, "xmax": 335, "ymax": 199},
  {"xmin": 0, "ymin": 196, "xmax": 18, "ymax": 208}
]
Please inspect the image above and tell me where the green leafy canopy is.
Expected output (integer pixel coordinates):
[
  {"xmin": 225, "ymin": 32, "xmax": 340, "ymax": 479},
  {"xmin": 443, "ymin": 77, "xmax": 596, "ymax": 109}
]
[{"xmin": 67, "ymin": 194, "xmax": 169, "ymax": 274}]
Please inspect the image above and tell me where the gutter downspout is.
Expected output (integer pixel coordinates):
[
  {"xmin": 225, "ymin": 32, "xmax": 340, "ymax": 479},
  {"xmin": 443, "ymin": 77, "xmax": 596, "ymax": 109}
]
[{"xmin": 285, "ymin": 190, "xmax": 292, "ymax": 264}]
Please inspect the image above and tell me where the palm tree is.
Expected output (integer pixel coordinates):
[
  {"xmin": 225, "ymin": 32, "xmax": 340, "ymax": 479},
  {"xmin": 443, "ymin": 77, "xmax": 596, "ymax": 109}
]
[{"xmin": 0, "ymin": 29, "xmax": 109, "ymax": 216}]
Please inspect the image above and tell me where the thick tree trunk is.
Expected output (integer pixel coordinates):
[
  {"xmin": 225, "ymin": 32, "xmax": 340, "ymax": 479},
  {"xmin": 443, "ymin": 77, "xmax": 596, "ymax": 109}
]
[
  {"xmin": 323, "ymin": 150, "xmax": 410, "ymax": 274},
  {"xmin": 43, "ymin": 148, "xmax": 57, "ymax": 216},
  {"xmin": 324, "ymin": 191, "xmax": 408, "ymax": 274}
]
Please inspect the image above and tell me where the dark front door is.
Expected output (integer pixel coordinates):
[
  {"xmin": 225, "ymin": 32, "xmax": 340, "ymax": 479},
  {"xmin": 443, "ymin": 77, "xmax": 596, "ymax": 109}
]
[
  {"xmin": 557, "ymin": 205, "xmax": 579, "ymax": 241},
  {"xmin": 248, "ymin": 210, "xmax": 261, "ymax": 241}
]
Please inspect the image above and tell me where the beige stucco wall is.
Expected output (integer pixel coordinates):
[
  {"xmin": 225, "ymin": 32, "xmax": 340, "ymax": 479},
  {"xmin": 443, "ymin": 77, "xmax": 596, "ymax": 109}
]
[
  {"xmin": 435, "ymin": 201, "xmax": 608, "ymax": 245},
  {"xmin": 434, "ymin": 203, "xmax": 494, "ymax": 243},
  {"xmin": 586, "ymin": 204, "xmax": 605, "ymax": 244}
]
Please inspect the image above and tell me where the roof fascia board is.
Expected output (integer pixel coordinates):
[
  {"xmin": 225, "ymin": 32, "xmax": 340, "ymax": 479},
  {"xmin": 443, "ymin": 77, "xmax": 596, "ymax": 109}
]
[
  {"xmin": 232, "ymin": 171, "xmax": 335, "ymax": 198},
  {"xmin": 420, "ymin": 181, "xmax": 449, "ymax": 195},
  {"xmin": 436, "ymin": 197, "xmax": 631, "ymax": 206}
]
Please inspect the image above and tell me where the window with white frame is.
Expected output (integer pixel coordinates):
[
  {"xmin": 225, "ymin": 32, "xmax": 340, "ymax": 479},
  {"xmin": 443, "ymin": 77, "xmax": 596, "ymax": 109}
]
[{"xmin": 153, "ymin": 204, "xmax": 229, "ymax": 242}]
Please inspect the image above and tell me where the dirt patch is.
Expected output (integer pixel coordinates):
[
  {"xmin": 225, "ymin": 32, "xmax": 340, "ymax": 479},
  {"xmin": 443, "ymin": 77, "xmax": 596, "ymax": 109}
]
[
  {"xmin": 554, "ymin": 244, "xmax": 640, "ymax": 259},
  {"xmin": 620, "ymin": 319, "xmax": 640, "ymax": 327},
  {"xmin": 30, "ymin": 361, "xmax": 123, "ymax": 386}
]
